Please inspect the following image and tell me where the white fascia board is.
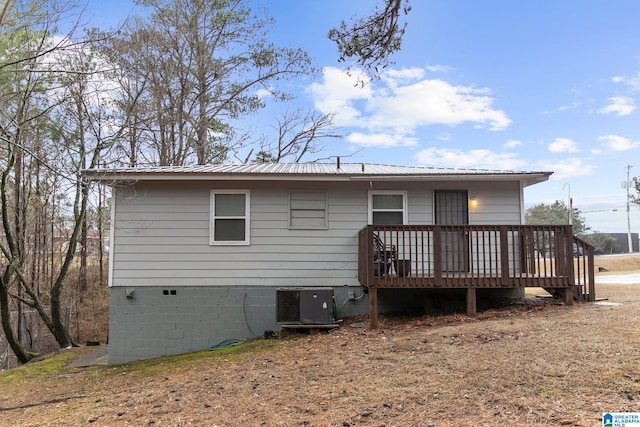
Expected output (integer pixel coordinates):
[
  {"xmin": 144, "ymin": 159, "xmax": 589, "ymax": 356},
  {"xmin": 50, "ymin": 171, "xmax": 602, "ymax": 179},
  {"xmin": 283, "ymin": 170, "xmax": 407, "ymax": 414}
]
[
  {"xmin": 350, "ymin": 173, "xmax": 551, "ymax": 186},
  {"xmin": 85, "ymin": 171, "xmax": 551, "ymax": 186}
]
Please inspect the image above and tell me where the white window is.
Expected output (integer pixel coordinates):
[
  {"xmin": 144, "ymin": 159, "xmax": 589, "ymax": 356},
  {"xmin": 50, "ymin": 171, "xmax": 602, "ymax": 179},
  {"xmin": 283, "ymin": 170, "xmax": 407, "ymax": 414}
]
[
  {"xmin": 210, "ymin": 190, "xmax": 250, "ymax": 245},
  {"xmin": 289, "ymin": 191, "xmax": 328, "ymax": 229},
  {"xmin": 368, "ymin": 190, "xmax": 407, "ymax": 225}
]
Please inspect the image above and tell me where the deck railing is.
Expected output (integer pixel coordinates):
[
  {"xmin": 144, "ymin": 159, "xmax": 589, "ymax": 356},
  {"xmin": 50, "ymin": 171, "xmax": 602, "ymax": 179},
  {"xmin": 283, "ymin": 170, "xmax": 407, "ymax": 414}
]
[{"xmin": 358, "ymin": 224, "xmax": 595, "ymax": 302}]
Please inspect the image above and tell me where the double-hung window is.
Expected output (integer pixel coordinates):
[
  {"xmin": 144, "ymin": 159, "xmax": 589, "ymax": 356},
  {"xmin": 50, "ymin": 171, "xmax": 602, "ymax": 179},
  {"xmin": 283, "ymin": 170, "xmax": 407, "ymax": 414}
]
[
  {"xmin": 210, "ymin": 190, "xmax": 250, "ymax": 245},
  {"xmin": 368, "ymin": 190, "xmax": 407, "ymax": 225}
]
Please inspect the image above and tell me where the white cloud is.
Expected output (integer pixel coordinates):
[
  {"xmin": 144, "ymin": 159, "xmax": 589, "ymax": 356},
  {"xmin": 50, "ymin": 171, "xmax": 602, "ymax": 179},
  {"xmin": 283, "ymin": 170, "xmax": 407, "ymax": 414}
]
[
  {"xmin": 255, "ymin": 88, "xmax": 272, "ymax": 99},
  {"xmin": 537, "ymin": 158, "xmax": 594, "ymax": 180},
  {"xmin": 415, "ymin": 147, "xmax": 527, "ymax": 170},
  {"xmin": 543, "ymin": 101, "xmax": 581, "ymax": 115},
  {"xmin": 381, "ymin": 67, "xmax": 426, "ymax": 85},
  {"xmin": 371, "ymin": 79, "xmax": 511, "ymax": 131},
  {"xmin": 630, "ymin": 74, "xmax": 640, "ymax": 91},
  {"xmin": 308, "ymin": 66, "xmax": 511, "ymax": 148},
  {"xmin": 346, "ymin": 132, "xmax": 418, "ymax": 148},
  {"xmin": 548, "ymin": 137, "xmax": 579, "ymax": 153},
  {"xmin": 307, "ymin": 67, "xmax": 372, "ymax": 127},
  {"xmin": 504, "ymin": 139, "xmax": 522, "ymax": 148},
  {"xmin": 598, "ymin": 96, "xmax": 636, "ymax": 116},
  {"xmin": 612, "ymin": 72, "xmax": 640, "ymax": 92},
  {"xmin": 599, "ymin": 134, "xmax": 640, "ymax": 151},
  {"xmin": 557, "ymin": 101, "xmax": 581, "ymax": 111},
  {"xmin": 425, "ymin": 64, "xmax": 454, "ymax": 73}
]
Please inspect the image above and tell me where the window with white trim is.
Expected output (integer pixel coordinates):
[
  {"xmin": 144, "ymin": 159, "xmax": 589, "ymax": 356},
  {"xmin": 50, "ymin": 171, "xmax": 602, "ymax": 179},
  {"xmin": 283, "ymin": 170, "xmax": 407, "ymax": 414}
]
[
  {"xmin": 368, "ymin": 191, "xmax": 407, "ymax": 224},
  {"xmin": 289, "ymin": 191, "xmax": 328, "ymax": 229},
  {"xmin": 210, "ymin": 190, "xmax": 250, "ymax": 245}
]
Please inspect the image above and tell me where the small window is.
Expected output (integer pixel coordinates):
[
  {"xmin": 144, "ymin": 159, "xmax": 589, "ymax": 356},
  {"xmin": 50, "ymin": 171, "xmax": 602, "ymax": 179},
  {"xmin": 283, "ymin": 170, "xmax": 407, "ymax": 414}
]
[
  {"xmin": 210, "ymin": 190, "xmax": 250, "ymax": 245},
  {"xmin": 369, "ymin": 191, "xmax": 407, "ymax": 224},
  {"xmin": 289, "ymin": 191, "xmax": 328, "ymax": 229}
]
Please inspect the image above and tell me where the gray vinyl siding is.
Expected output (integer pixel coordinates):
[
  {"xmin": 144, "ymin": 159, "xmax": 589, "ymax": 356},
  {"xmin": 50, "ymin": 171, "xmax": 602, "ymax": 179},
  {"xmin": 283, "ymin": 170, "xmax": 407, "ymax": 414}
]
[
  {"xmin": 112, "ymin": 181, "xmax": 362, "ymax": 287},
  {"xmin": 467, "ymin": 181, "xmax": 522, "ymax": 224},
  {"xmin": 110, "ymin": 180, "xmax": 522, "ymax": 288}
]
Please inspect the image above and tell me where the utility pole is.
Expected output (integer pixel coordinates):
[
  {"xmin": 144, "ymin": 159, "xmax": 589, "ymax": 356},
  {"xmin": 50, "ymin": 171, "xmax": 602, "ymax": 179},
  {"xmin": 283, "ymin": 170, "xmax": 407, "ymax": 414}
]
[
  {"xmin": 626, "ymin": 165, "xmax": 633, "ymax": 253},
  {"xmin": 562, "ymin": 183, "xmax": 572, "ymax": 225}
]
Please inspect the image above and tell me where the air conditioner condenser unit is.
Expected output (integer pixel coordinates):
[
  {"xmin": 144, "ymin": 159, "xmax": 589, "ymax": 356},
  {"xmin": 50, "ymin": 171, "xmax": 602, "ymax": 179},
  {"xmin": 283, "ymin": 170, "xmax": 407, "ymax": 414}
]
[{"xmin": 276, "ymin": 288, "xmax": 334, "ymax": 325}]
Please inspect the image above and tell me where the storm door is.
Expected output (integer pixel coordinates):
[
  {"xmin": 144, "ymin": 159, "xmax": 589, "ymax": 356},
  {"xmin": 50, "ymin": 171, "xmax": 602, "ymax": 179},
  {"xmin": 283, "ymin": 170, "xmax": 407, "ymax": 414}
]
[{"xmin": 434, "ymin": 190, "xmax": 469, "ymax": 272}]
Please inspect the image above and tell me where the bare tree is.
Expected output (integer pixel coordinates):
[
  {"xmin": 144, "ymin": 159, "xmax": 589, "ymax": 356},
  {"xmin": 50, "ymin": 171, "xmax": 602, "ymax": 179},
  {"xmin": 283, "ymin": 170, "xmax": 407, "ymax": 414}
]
[
  {"xmin": 100, "ymin": 0, "xmax": 314, "ymax": 166},
  {"xmin": 0, "ymin": 0, "xmax": 118, "ymax": 362},
  {"xmin": 47, "ymin": 41, "xmax": 123, "ymax": 347},
  {"xmin": 0, "ymin": 0, "xmax": 67, "ymax": 362},
  {"xmin": 253, "ymin": 109, "xmax": 340, "ymax": 163}
]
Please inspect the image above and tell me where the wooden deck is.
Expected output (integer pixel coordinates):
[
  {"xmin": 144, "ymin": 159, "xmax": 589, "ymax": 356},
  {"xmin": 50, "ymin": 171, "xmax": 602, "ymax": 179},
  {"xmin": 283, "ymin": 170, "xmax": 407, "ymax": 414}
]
[{"xmin": 357, "ymin": 225, "xmax": 595, "ymax": 327}]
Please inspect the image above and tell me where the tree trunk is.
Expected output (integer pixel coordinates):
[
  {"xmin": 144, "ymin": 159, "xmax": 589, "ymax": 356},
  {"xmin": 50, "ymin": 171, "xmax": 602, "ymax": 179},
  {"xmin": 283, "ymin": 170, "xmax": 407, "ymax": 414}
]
[
  {"xmin": 0, "ymin": 280, "xmax": 36, "ymax": 364},
  {"xmin": 49, "ymin": 180, "xmax": 92, "ymax": 349},
  {"xmin": 79, "ymin": 214, "xmax": 88, "ymax": 294},
  {"xmin": 49, "ymin": 285, "xmax": 73, "ymax": 348}
]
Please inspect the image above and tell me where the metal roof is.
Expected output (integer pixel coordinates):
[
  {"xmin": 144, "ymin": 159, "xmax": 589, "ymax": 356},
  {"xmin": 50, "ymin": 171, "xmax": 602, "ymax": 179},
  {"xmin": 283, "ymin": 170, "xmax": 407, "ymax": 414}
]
[{"xmin": 82, "ymin": 163, "xmax": 552, "ymax": 186}]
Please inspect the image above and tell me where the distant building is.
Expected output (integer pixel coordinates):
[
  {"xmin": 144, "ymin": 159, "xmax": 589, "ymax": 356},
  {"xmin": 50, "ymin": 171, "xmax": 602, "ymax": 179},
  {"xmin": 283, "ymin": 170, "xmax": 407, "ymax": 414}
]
[
  {"xmin": 610, "ymin": 233, "xmax": 639, "ymax": 253},
  {"xmin": 52, "ymin": 229, "xmax": 109, "ymax": 255},
  {"xmin": 589, "ymin": 232, "xmax": 639, "ymax": 254}
]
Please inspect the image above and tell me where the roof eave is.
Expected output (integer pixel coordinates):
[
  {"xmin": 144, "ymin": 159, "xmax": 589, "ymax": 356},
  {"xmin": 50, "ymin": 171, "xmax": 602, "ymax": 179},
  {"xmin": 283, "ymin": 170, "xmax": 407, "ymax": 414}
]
[
  {"xmin": 350, "ymin": 172, "xmax": 552, "ymax": 186},
  {"xmin": 82, "ymin": 171, "xmax": 354, "ymax": 182},
  {"xmin": 83, "ymin": 170, "xmax": 552, "ymax": 185}
]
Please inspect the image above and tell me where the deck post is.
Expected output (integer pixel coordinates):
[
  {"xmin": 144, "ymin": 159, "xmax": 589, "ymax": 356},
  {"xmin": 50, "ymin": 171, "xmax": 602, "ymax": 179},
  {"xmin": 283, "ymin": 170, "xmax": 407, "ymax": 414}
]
[
  {"xmin": 561, "ymin": 287, "xmax": 574, "ymax": 306},
  {"xmin": 587, "ymin": 246, "xmax": 596, "ymax": 302},
  {"xmin": 369, "ymin": 286, "xmax": 378, "ymax": 329},
  {"xmin": 433, "ymin": 226, "xmax": 442, "ymax": 286},
  {"xmin": 499, "ymin": 226, "xmax": 510, "ymax": 285},
  {"xmin": 466, "ymin": 287, "xmax": 477, "ymax": 316}
]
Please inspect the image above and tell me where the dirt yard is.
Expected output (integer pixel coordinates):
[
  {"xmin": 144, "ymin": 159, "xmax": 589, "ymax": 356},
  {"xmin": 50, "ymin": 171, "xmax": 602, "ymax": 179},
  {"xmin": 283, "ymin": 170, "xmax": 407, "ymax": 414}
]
[{"xmin": 1, "ymin": 256, "xmax": 640, "ymax": 426}]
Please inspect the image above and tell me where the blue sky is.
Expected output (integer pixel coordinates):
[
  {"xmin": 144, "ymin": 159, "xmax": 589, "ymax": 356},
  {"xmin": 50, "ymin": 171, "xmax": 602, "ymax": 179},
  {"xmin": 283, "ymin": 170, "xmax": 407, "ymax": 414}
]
[{"xmin": 81, "ymin": 0, "xmax": 640, "ymax": 234}]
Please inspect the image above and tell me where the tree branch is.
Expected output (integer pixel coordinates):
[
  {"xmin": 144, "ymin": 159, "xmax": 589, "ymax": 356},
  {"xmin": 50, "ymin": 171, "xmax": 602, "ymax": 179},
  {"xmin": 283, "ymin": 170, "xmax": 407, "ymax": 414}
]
[{"xmin": 328, "ymin": 0, "xmax": 411, "ymax": 82}]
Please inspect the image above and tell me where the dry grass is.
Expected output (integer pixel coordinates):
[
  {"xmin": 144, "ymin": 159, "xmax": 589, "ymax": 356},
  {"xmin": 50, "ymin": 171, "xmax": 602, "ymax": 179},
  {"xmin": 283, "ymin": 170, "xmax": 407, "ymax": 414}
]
[
  {"xmin": 592, "ymin": 253, "xmax": 640, "ymax": 274},
  {"xmin": 1, "ymin": 257, "xmax": 640, "ymax": 426}
]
